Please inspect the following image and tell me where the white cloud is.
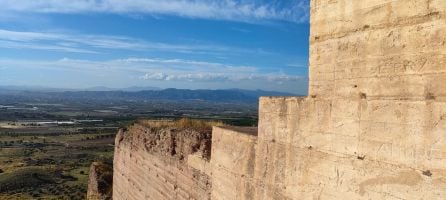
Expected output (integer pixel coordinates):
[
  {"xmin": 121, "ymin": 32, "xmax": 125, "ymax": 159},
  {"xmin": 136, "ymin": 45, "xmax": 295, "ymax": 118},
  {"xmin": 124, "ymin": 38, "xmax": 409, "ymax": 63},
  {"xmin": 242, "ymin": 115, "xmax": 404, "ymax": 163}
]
[
  {"xmin": 142, "ymin": 72, "xmax": 168, "ymax": 81},
  {"xmin": 0, "ymin": 40, "xmax": 99, "ymax": 54},
  {"xmin": 286, "ymin": 63, "xmax": 307, "ymax": 68},
  {"xmin": 0, "ymin": 0, "xmax": 309, "ymax": 23},
  {"xmin": 0, "ymin": 29, "xmax": 142, "ymax": 53},
  {"xmin": 141, "ymin": 72, "xmax": 231, "ymax": 82},
  {"xmin": 140, "ymin": 72, "xmax": 305, "ymax": 83},
  {"xmin": 0, "ymin": 57, "xmax": 306, "ymax": 83},
  {"xmin": 118, "ymin": 58, "xmax": 256, "ymax": 72},
  {"xmin": 231, "ymin": 27, "xmax": 252, "ymax": 33},
  {"xmin": 0, "ymin": 29, "xmax": 269, "ymax": 55}
]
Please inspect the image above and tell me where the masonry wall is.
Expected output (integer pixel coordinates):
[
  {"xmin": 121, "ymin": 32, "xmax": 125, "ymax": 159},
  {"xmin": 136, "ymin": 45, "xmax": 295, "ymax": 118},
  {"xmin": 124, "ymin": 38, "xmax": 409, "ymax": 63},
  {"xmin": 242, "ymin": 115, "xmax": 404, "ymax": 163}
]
[
  {"xmin": 209, "ymin": 127, "xmax": 258, "ymax": 200},
  {"xmin": 87, "ymin": 162, "xmax": 112, "ymax": 200},
  {"xmin": 249, "ymin": 0, "xmax": 446, "ymax": 198},
  {"xmin": 310, "ymin": 0, "xmax": 446, "ymax": 101},
  {"xmin": 307, "ymin": 0, "xmax": 446, "ymax": 184},
  {"xmin": 113, "ymin": 125, "xmax": 212, "ymax": 200},
  {"xmin": 256, "ymin": 96, "xmax": 446, "ymax": 199}
]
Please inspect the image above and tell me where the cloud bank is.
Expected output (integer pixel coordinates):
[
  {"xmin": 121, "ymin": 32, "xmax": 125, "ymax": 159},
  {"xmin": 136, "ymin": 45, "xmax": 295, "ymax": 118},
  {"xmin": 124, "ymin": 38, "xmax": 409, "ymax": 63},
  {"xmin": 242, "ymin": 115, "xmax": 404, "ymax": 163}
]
[
  {"xmin": 0, "ymin": 57, "xmax": 307, "ymax": 92},
  {"xmin": 0, "ymin": 0, "xmax": 309, "ymax": 23}
]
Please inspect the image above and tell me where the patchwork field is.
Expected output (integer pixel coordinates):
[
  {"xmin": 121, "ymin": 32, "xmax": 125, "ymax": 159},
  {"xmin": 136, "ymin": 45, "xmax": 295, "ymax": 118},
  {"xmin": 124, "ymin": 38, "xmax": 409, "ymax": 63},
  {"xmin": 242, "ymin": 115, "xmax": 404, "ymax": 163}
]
[{"xmin": 0, "ymin": 124, "xmax": 116, "ymax": 199}]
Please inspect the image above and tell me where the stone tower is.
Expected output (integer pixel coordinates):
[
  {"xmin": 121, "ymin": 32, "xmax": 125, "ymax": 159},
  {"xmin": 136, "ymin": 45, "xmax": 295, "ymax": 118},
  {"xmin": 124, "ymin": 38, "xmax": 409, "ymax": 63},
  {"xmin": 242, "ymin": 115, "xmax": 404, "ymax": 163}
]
[{"xmin": 210, "ymin": 0, "xmax": 446, "ymax": 199}]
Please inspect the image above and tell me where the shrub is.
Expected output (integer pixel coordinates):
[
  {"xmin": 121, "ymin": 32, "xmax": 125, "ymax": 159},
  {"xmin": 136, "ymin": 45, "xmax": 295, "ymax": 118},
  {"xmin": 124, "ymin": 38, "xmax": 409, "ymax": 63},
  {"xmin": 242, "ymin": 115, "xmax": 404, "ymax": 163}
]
[{"xmin": 139, "ymin": 118, "xmax": 224, "ymax": 131}]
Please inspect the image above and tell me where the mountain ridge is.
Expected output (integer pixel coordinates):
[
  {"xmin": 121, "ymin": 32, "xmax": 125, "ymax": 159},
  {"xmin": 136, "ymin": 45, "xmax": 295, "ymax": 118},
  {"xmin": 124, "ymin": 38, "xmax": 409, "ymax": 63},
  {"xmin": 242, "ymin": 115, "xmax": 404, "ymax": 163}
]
[{"xmin": 0, "ymin": 87, "xmax": 301, "ymax": 104}]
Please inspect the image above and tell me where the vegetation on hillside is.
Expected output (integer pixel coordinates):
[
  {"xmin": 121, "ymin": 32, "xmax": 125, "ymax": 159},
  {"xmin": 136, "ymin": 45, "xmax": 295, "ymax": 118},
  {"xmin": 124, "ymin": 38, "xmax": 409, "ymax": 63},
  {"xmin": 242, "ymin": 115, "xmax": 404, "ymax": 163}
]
[{"xmin": 138, "ymin": 118, "xmax": 225, "ymax": 131}]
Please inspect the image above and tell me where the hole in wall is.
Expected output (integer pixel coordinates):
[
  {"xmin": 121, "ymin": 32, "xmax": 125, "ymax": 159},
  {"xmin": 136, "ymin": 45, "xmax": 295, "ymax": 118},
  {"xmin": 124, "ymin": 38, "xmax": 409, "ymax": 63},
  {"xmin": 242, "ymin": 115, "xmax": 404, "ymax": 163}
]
[
  {"xmin": 422, "ymin": 170, "xmax": 432, "ymax": 177},
  {"xmin": 360, "ymin": 93, "xmax": 367, "ymax": 99},
  {"xmin": 426, "ymin": 92, "xmax": 436, "ymax": 100}
]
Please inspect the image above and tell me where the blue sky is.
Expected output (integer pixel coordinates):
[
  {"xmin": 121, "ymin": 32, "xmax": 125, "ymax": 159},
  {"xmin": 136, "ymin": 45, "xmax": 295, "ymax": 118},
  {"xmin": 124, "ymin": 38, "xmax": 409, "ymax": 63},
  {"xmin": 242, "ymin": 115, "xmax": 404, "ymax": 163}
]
[{"xmin": 0, "ymin": 0, "xmax": 310, "ymax": 94}]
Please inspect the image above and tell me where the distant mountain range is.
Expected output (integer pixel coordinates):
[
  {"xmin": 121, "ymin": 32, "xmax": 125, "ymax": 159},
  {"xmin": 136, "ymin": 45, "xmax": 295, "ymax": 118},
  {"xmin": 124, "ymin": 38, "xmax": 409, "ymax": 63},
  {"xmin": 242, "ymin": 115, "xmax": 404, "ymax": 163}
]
[
  {"xmin": 0, "ymin": 86, "xmax": 300, "ymax": 104},
  {"xmin": 0, "ymin": 85, "xmax": 162, "ymax": 92}
]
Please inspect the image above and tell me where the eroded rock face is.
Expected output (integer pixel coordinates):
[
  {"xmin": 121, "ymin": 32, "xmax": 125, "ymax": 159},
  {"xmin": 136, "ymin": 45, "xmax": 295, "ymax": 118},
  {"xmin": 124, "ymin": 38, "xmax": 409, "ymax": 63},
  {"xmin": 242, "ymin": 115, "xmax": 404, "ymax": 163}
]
[
  {"xmin": 113, "ymin": 124, "xmax": 212, "ymax": 200},
  {"xmin": 87, "ymin": 162, "xmax": 113, "ymax": 200},
  {"xmin": 127, "ymin": 125, "xmax": 212, "ymax": 162}
]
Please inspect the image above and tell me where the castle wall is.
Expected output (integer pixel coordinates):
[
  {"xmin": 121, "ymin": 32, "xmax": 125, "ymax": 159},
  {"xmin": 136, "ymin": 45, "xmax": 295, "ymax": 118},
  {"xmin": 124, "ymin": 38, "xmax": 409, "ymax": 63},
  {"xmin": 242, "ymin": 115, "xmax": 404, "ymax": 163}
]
[
  {"xmin": 113, "ymin": 125, "xmax": 211, "ymax": 200},
  {"xmin": 202, "ymin": 0, "xmax": 446, "ymax": 199},
  {"xmin": 209, "ymin": 127, "xmax": 257, "ymax": 200},
  {"xmin": 255, "ymin": 97, "xmax": 446, "ymax": 199},
  {"xmin": 241, "ymin": 0, "xmax": 446, "ymax": 198},
  {"xmin": 309, "ymin": 0, "xmax": 446, "ymax": 100},
  {"xmin": 87, "ymin": 162, "xmax": 113, "ymax": 200},
  {"xmin": 112, "ymin": 0, "xmax": 446, "ymax": 199}
]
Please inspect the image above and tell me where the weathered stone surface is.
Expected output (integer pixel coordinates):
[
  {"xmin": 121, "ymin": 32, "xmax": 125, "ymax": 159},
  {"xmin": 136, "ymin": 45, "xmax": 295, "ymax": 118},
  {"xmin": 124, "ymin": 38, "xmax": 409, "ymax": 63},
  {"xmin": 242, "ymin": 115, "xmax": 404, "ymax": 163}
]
[
  {"xmin": 87, "ymin": 162, "xmax": 113, "ymax": 200},
  {"xmin": 113, "ymin": 124, "xmax": 212, "ymax": 200},
  {"xmin": 210, "ymin": 126, "xmax": 257, "ymax": 200},
  {"xmin": 252, "ymin": 97, "xmax": 446, "ymax": 199}
]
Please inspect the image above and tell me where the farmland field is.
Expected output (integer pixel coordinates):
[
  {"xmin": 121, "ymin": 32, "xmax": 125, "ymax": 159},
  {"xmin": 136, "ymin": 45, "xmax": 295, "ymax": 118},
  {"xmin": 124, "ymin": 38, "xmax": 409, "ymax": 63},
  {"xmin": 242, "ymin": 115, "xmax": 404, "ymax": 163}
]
[{"xmin": 0, "ymin": 121, "xmax": 116, "ymax": 199}]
